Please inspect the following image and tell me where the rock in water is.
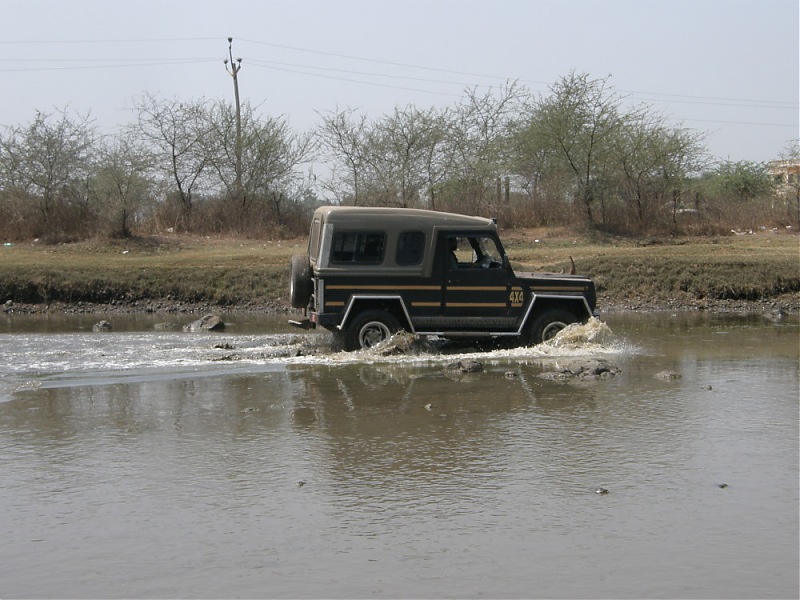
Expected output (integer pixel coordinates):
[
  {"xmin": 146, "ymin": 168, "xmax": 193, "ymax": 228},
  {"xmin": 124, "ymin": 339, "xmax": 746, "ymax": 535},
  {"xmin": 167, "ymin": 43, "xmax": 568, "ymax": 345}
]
[
  {"xmin": 654, "ymin": 370, "xmax": 682, "ymax": 380},
  {"xmin": 183, "ymin": 314, "xmax": 225, "ymax": 332},
  {"xmin": 92, "ymin": 320, "xmax": 113, "ymax": 332},
  {"xmin": 537, "ymin": 358, "xmax": 620, "ymax": 381},
  {"xmin": 444, "ymin": 360, "xmax": 483, "ymax": 374}
]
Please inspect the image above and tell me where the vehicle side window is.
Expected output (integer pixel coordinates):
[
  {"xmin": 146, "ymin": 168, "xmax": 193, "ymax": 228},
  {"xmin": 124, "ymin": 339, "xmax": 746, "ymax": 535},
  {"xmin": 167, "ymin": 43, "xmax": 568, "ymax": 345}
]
[
  {"xmin": 330, "ymin": 232, "xmax": 385, "ymax": 264},
  {"xmin": 396, "ymin": 231, "xmax": 425, "ymax": 266},
  {"xmin": 448, "ymin": 235, "xmax": 502, "ymax": 269}
]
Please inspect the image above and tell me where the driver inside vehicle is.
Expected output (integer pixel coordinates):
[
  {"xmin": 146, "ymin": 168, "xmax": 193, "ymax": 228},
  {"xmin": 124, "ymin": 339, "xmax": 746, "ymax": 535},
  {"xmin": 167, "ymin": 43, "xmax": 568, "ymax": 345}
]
[
  {"xmin": 449, "ymin": 236, "xmax": 502, "ymax": 269},
  {"xmin": 448, "ymin": 237, "xmax": 460, "ymax": 269}
]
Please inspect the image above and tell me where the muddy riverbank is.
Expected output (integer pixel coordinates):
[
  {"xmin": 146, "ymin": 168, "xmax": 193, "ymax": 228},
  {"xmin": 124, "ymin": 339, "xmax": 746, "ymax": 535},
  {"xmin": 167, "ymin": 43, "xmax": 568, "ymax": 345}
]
[
  {"xmin": 2, "ymin": 291, "xmax": 798, "ymax": 317},
  {"xmin": 2, "ymin": 231, "xmax": 798, "ymax": 316}
]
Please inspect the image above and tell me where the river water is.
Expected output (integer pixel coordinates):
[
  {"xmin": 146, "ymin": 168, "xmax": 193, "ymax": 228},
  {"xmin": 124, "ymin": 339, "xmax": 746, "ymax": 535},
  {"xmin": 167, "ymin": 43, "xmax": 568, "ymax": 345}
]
[{"xmin": 0, "ymin": 311, "xmax": 797, "ymax": 599}]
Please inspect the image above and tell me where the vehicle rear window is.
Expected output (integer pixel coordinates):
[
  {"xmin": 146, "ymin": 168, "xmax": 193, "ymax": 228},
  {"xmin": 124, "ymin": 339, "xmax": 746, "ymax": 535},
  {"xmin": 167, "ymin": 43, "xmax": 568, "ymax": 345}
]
[
  {"xmin": 308, "ymin": 217, "xmax": 322, "ymax": 261},
  {"xmin": 331, "ymin": 232, "xmax": 385, "ymax": 264},
  {"xmin": 396, "ymin": 231, "xmax": 425, "ymax": 266}
]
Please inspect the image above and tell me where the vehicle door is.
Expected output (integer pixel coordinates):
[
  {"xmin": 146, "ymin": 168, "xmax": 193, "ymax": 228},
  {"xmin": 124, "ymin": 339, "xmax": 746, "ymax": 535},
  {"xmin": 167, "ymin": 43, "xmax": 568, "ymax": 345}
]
[{"xmin": 441, "ymin": 232, "xmax": 513, "ymax": 319}]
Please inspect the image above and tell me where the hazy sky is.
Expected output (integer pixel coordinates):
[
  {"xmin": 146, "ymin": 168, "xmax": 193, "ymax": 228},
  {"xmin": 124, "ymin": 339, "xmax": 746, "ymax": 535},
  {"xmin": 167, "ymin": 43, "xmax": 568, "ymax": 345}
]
[{"xmin": 1, "ymin": 0, "xmax": 797, "ymax": 164}]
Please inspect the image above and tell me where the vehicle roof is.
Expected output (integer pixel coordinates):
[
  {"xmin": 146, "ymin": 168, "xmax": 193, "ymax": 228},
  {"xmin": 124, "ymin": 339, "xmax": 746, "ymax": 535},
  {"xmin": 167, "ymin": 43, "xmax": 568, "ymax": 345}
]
[{"xmin": 312, "ymin": 205, "xmax": 496, "ymax": 229}]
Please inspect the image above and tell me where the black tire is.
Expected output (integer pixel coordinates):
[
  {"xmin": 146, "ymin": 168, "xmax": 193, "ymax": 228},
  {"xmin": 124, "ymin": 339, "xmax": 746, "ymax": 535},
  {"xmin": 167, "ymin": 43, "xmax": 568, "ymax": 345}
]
[
  {"xmin": 527, "ymin": 308, "xmax": 578, "ymax": 345},
  {"xmin": 343, "ymin": 310, "xmax": 401, "ymax": 351},
  {"xmin": 289, "ymin": 254, "xmax": 313, "ymax": 309}
]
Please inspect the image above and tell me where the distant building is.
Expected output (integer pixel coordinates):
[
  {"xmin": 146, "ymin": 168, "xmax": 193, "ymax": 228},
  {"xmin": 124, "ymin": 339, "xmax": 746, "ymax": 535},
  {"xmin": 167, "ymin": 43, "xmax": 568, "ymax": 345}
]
[{"xmin": 767, "ymin": 159, "xmax": 800, "ymax": 189}]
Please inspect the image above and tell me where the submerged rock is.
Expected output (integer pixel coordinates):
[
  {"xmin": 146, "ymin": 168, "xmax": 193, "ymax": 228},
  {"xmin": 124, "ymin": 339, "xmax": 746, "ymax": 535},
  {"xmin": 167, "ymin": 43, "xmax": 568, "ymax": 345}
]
[
  {"xmin": 654, "ymin": 370, "xmax": 682, "ymax": 380},
  {"xmin": 183, "ymin": 314, "xmax": 225, "ymax": 332},
  {"xmin": 92, "ymin": 320, "xmax": 113, "ymax": 332},
  {"xmin": 445, "ymin": 359, "xmax": 483, "ymax": 374},
  {"xmin": 538, "ymin": 358, "xmax": 620, "ymax": 381}
]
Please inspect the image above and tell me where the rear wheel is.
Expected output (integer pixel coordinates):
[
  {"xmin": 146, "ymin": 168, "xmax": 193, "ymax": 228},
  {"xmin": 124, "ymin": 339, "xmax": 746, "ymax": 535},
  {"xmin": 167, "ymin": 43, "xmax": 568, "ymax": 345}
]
[
  {"xmin": 527, "ymin": 309, "xmax": 578, "ymax": 345},
  {"xmin": 343, "ymin": 310, "xmax": 401, "ymax": 351},
  {"xmin": 289, "ymin": 254, "xmax": 312, "ymax": 309}
]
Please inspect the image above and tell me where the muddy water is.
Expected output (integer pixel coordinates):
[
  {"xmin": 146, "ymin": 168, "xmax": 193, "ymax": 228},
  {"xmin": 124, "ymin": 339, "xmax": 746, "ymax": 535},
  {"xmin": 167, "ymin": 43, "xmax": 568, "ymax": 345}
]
[{"xmin": 0, "ymin": 312, "xmax": 797, "ymax": 598}]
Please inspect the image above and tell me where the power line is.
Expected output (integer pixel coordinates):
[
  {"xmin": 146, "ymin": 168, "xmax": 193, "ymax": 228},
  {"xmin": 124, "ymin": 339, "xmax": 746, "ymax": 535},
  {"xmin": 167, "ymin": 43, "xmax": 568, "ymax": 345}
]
[
  {"xmin": 1, "ymin": 35, "xmax": 797, "ymax": 112},
  {"xmin": 246, "ymin": 58, "xmax": 484, "ymax": 90},
  {"xmin": 621, "ymin": 89, "xmax": 796, "ymax": 109},
  {"xmin": 0, "ymin": 37, "xmax": 220, "ymax": 44},
  {"xmin": 0, "ymin": 59, "xmax": 217, "ymax": 73},
  {"xmin": 0, "ymin": 57, "xmax": 218, "ymax": 63},
  {"xmin": 236, "ymin": 38, "xmax": 799, "ymax": 109},
  {"xmin": 681, "ymin": 118, "xmax": 797, "ymax": 127},
  {"xmin": 249, "ymin": 62, "xmax": 799, "ymax": 126},
  {"xmin": 238, "ymin": 38, "xmax": 517, "ymax": 84},
  {"xmin": 249, "ymin": 62, "xmax": 465, "ymax": 99},
  {"xmin": 244, "ymin": 58, "xmax": 799, "ymax": 111}
]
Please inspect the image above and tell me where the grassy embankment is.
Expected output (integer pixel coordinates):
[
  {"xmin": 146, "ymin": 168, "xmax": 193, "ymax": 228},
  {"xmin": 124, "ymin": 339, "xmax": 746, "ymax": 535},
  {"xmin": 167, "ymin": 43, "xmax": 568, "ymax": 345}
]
[{"xmin": 0, "ymin": 231, "xmax": 798, "ymax": 313}]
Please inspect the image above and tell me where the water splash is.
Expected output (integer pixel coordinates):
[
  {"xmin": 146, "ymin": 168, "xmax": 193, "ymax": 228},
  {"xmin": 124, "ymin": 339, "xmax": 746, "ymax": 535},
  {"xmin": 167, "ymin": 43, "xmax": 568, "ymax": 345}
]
[
  {"xmin": 0, "ymin": 317, "xmax": 632, "ymax": 399},
  {"xmin": 287, "ymin": 317, "xmax": 630, "ymax": 367},
  {"xmin": 539, "ymin": 317, "xmax": 620, "ymax": 353}
]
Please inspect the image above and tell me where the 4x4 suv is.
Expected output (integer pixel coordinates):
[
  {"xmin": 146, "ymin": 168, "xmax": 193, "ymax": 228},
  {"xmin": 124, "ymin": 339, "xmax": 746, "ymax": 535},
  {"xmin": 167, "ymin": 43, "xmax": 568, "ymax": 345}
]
[{"xmin": 289, "ymin": 206, "xmax": 597, "ymax": 351}]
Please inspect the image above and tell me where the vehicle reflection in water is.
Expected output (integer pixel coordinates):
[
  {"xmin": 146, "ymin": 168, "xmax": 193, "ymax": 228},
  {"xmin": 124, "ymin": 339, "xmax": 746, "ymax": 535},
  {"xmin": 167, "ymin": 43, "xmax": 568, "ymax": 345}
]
[{"xmin": 0, "ymin": 312, "xmax": 797, "ymax": 598}]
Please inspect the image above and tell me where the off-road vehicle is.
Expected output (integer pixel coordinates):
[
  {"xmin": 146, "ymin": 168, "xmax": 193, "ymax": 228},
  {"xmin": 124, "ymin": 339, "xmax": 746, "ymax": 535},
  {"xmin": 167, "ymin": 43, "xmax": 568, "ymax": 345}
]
[{"xmin": 289, "ymin": 206, "xmax": 597, "ymax": 351}]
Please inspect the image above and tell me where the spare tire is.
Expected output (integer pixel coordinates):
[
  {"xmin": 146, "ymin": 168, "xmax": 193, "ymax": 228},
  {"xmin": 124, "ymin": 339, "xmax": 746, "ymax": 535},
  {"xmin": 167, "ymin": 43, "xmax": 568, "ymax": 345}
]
[{"xmin": 289, "ymin": 254, "xmax": 313, "ymax": 308}]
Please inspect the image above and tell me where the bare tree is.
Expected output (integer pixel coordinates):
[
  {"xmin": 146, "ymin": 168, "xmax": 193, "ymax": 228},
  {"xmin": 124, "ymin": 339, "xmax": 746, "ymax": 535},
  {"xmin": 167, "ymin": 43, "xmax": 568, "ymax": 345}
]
[
  {"xmin": 91, "ymin": 132, "xmax": 155, "ymax": 237},
  {"xmin": 441, "ymin": 82, "xmax": 527, "ymax": 213},
  {"xmin": 652, "ymin": 127, "xmax": 707, "ymax": 229},
  {"xmin": 206, "ymin": 99, "xmax": 314, "ymax": 231},
  {"xmin": 317, "ymin": 105, "xmax": 450, "ymax": 208},
  {"xmin": 614, "ymin": 112, "xmax": 671, "ymax": 225},
  {"xmin": 316, "ymin": 107, "xmax": 370, "ymax": 204},
  {"xmin": 134, "ymin": 94, "xmax": 212, "ymax": 230},
  {"xmin": 532, "ymin": 72, "xmax": 624, "ymax": 225},
  {"xmin": 508, "ymin": 106, "xmax": 566, "ymax": 222},
  {"xmin": 0, "ymin": 108, "xmax": 96, "ymax": 239},
  {"xmin": 374, "ymin": 105, "xmax": 449, "ymax": 208}
]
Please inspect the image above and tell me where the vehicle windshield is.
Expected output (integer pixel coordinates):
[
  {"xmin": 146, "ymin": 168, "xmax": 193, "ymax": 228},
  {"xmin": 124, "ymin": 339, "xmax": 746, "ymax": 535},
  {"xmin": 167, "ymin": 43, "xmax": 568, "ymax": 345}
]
[
  {"xmin": 451, "ymin": 235, "xmax": 503, "ymax": 266},
  {"xmin": 473, "ymin": 236, "xmax": 501, "ymax": 261}
]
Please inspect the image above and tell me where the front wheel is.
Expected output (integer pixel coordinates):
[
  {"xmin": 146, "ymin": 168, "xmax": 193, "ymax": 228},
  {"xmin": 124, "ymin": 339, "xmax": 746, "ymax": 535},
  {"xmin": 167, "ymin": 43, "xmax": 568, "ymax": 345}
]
[
  {"xmin": 527, "ymin": 309, "xmax": 578, "ymax": 345},
  {"xmin": 343, "ymin": 310, "xmax": 401, "ymax": 351}
]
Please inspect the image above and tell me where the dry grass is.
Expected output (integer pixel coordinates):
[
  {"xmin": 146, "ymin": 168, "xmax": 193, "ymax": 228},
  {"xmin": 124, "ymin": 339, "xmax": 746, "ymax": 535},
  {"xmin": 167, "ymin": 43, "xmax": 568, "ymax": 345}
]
[{"xmin": 0, "ymin": 235, "xmax": 306, "ymax": 307}]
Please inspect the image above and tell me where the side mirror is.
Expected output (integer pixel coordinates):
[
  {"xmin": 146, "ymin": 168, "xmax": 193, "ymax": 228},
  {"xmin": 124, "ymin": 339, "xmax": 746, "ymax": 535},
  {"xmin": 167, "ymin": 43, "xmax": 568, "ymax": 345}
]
[{"xmin": 502, "ymin": 255, "xmax": 511, "ymax": 271}]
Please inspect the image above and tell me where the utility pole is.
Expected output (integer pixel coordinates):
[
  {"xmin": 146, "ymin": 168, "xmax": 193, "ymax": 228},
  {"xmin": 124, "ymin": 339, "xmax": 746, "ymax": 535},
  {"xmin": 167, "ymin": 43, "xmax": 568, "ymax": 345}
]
[{"xmin": 224, "ymin": 37, "xmax": 243, "ymax": 206}]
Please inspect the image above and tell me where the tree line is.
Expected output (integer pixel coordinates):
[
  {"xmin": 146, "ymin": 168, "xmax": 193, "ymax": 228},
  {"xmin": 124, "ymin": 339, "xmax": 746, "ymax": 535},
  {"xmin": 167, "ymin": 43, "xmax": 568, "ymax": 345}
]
[{"xmin": 1, "ymin": 71, "xmax": 797, "ymax": 242}]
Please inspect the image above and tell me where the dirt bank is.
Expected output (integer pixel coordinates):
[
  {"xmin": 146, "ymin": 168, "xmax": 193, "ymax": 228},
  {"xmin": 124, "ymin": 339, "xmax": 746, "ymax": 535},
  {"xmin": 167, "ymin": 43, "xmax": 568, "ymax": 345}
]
[
  {"xmin": 3, "ymin": 290, "xmax": 797, "ymax": 318},
  {"xmin": 1, "ymin": 231, "xmax": 798, "ymax": 317}
]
